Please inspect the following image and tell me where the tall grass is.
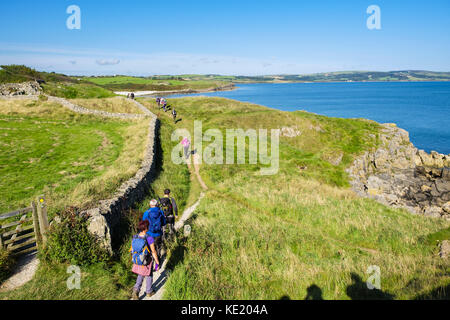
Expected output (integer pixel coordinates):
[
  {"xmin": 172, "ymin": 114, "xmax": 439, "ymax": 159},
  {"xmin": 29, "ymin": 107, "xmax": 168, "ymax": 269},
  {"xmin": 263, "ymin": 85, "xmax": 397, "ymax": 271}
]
[{"xmin": 159, "ymin": 97, "xmax": 450, "ymax": 300}]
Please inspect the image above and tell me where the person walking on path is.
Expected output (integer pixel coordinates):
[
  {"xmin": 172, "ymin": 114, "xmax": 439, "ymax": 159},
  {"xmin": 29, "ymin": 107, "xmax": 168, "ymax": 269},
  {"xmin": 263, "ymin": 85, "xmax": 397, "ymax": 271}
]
[
  {"xmin": 160, "ymin": 189, "xmax": 178, "ymax": 240},
  {"xmin": 172, "ymin": 108, "xmax": 177, "ymax": 123},
  {"xmin": 142, "ymin": 199, "xmax": 166, "ymax": 257},
  {"xmin": 130, "ymin": 220, "xmax": 160, "ymax": 300},
  {"xmin": 181, "ymin": 137, "xmax": 191, "ymax": 160}
]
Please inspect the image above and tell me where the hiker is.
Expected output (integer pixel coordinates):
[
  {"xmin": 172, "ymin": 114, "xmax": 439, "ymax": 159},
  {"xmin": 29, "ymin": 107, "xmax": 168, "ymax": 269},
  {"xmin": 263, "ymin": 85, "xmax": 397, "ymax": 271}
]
[
  {"xmin": 181, "ymin": 137, "xmax": 190, "ymax": 160},
  {"xmin": 130, "ymin": 92, "xmax": 135, "ymax": 100},
  {"xmin": 130, "ymin": 219, "xmax": 160, "ymax": 300},
  {"xmin": 127, "ymin": 93, "xmax": 130, "ymax": 99},
  {"xmin": 160, "ymin": 189, "xmax": 179, "ymax": 240},
  {"xmin": 156, "ymin": 97, "xmax": 160, "ymax": 106},
  {"xmin": 142, "ymin": 199, "xmax": 166, "ymax": 257},
  {"xmin": 172, "ymin": 108, "xmax": 177, "ymax": 123}
]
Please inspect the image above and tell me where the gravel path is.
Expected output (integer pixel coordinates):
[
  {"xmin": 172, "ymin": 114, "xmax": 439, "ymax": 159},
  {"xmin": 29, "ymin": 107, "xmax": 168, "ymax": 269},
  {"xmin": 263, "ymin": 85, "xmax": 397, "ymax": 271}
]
[{"xmin": 0, "ymin": 252, "xmax": 39, "ymax": 292}]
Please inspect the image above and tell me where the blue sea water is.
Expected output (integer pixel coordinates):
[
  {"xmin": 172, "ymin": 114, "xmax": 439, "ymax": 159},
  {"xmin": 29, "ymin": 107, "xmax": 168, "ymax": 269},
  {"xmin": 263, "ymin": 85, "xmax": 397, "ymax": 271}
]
[{"xmin": 168, "ymin": 82, "xmax": 450, "ymax": 154}]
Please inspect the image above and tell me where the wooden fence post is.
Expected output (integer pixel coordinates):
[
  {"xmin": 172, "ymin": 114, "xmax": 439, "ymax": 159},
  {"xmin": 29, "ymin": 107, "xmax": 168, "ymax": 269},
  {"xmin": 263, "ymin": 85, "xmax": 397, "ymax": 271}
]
[
  {"xmin": 31, "ymin": 201, "xmax": 41, "ymax": 248},
  {"xmin": 36, "ymin": 195, "xmax": 49, "ymax": 244}
]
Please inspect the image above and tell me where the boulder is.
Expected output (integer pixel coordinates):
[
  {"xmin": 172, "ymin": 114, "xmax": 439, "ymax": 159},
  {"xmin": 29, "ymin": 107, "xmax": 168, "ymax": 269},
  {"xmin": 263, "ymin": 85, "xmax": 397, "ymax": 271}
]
[
  {"xmin": 439, "ymin": 240, "xmax": 450, "ymax": 259},
  {"xmin": 424, "ymin": 206, "xmax": 443, "ymax": 218},
  {"xmin": 443, "ymin": 202, "xmax": 450, "ymax": 214},
  {"xmin": 86, "ymin": 209, "xmax": 112, "ymax": 254},
  {"xmin": 0, "ymin": 81, "xmax": 42, "ymax": 96}
]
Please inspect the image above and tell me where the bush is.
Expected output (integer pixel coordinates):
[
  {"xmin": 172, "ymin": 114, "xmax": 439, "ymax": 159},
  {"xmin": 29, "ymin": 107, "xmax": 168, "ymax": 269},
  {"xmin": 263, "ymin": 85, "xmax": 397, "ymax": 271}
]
[
  {"xmin": 41, "ymin": 207, "xmax": 110, "ymax": 266},
  {"xmin": 0, "ymin": 248, "xmax": 15, "ymax": 283}
]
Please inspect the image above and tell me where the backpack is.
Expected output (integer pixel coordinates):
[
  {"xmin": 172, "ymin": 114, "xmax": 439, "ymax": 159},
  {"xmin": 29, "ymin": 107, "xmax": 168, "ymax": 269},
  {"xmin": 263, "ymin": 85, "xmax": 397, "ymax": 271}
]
[
  {"xmin": 159, "ymin": 197, "xmax": 173, "ymax": 217},
  {"xmin": 131, "ymin": 235, "xmax": 151, "ymax": 266},
  {"xmin": 148, "ymin": 211, "xmax": 163, "ymax": 234}
]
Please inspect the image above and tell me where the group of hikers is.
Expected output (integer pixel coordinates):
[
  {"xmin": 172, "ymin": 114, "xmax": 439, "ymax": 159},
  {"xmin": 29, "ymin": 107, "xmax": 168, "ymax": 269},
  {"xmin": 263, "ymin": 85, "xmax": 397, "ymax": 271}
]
[
  {"xmin": 130, "ymin": 189, "xmax": 179, "ymax": 299},
  {"xmin": 156, "ymin": 97, "xmax": 178, "ymax": 123},
  {"xmin": 125, "ymin": 93, "xmax": 178, "ymax": 124}
]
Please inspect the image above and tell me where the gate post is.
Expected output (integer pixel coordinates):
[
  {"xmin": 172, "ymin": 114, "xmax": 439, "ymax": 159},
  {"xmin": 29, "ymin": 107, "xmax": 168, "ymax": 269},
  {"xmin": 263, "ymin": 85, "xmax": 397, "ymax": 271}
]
[
  {"xmin": 31, "ymin": 201, "xmax": 41, "ymax": 248},
  {"xmin": 36, "ymin": 195, "xmax": 49, "ymax": 244}
]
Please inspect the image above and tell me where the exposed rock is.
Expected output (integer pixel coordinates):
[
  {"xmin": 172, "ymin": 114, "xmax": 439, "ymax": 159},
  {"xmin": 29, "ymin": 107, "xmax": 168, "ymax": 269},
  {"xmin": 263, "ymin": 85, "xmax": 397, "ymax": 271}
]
[
  {"xmin": 280, "ymin": 126, "xmax": 301, "ymax": 138},
  {"xmin": 443, "ymin": 202, "xmax": 450, "ymax": 214},
  {"xmin": 347, "ymin": 123, "xmax": 450, "ymax": 219},
  {"xmin": 424, "ymin": 206, "xmax": 443, "ymax": 218},
  {"xmin": 86, "ymin": 208, "xmax": 112, "ymax": 253},
  {"xmin": 0, "ymin": 81, "xmax": 42, "ymax": 96},
  {"xmin": 439, "ymin": 240, "xmax": 450, "ymax": 259}
]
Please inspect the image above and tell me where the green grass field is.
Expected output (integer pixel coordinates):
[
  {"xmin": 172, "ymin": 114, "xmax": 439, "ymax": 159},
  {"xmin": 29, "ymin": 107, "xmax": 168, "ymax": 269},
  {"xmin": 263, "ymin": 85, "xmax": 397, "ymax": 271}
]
[
  {"xmin": 0, "ymin": 103, "xmax": 197, "ymax": 299},
  {"xmin": 83, "ymin": 76, "xmax": 228, "ymax": 92},
  {"xmin": 0, "ymin": 98, "xmax": 148, "ymax": 217},
  {"xmin": 136, "ymin": 97, "xmax": 450, "ymax": 300}
]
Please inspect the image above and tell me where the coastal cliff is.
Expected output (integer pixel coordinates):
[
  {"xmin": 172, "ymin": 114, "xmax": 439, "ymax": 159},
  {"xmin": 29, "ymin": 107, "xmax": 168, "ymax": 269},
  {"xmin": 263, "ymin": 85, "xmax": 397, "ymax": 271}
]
[{"xmin": 347, "ymin": 123, "xmax": 450, "ymax": 220}]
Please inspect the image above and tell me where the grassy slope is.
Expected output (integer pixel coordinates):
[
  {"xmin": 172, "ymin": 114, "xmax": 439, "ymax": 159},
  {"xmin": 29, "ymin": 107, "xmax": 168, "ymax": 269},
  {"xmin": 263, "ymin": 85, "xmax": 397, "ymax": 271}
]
[
  {"xmin": 143, "ymin": 97, "xmax": 450, "ymax": 300},
  {"xmin": 0, "ymin": 105, "xmax": 195, "ymax": 299},
  {"xmin": 0, "ymin": 65, "xmax": 116, "ymax": 99},
  {"xmin": 69, "ymin": 97, "xmax": 144, "ymax": 114},
  {"xmin": 0, "ymin": 99, "xmax": 147, "ymax": 217}
]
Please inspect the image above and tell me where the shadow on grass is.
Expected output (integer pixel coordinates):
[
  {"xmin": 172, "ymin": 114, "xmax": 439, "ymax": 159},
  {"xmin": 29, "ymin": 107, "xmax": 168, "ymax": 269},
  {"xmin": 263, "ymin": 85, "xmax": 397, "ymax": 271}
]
[
  {"xmin": 305, "ymin": 284, "xmax": 324, "ymax": 300},
  {"xmin": 414, "ymin": 284, "xmax": 449, "ymax": 300},
  {"xmin": 346, "ymin": 273, "xmax": 395, "ymax": 300}
]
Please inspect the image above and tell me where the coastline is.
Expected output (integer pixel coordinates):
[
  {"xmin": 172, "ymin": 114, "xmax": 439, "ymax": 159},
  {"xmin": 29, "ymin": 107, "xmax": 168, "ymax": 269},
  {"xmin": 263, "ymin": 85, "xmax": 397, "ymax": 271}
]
[{"xmin": 114, "ymin": 83, "xmax": 236, "ymax": 97}]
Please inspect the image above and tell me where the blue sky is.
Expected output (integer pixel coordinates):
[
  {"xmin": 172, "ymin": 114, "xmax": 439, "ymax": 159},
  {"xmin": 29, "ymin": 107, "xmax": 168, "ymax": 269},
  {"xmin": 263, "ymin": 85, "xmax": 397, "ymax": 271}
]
[{"xmin": 0, "ymin": 0, "xmax": 449, "ymax": 75}]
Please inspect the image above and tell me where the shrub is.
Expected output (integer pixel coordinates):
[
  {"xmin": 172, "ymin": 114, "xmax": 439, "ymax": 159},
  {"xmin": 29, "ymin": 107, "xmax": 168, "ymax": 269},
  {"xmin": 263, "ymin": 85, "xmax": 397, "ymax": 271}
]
[
  {"xmin": 41, "ymin": 207, "xmax": 110, "ymax": 266},
  {"xmin": 0, "ymin": 248, "xmax": 15, "ymax": 283}
]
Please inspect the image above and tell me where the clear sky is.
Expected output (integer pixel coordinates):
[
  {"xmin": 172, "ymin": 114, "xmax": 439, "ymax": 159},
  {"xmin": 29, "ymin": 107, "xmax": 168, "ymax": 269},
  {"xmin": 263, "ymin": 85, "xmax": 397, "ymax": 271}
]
[{"xmin": 1, "ymin": 0, "xmax": 449, "ymax": 76}]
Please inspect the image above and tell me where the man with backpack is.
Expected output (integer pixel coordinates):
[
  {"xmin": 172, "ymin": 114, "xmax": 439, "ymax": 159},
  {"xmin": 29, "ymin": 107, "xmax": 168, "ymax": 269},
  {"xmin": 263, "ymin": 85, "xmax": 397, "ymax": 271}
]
[
  {"xmin": 159, "ymin": 189, "xmax": 179, "ymax": 240},
  {"xmin": 172, "ymin": 108, "xmax": 177, "ymax": 123},
  {"xmin": 142, "ymin": 199, "xmax": 166, "ymax": 258},
  {"xmin": 130, "ymin": 220, "xmax": 160, "ymax": 300}
]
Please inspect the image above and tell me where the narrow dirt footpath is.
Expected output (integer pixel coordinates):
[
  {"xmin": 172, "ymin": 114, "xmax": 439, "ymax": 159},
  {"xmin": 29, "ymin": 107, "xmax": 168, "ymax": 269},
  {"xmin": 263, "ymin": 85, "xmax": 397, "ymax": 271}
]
[
  {"xmin": 0, "ymin": 253, "xmax": 39, "ymax": 292},
  {"xmin": 140, "ymin": 192, "xmax": 205, "ymax": 300}
]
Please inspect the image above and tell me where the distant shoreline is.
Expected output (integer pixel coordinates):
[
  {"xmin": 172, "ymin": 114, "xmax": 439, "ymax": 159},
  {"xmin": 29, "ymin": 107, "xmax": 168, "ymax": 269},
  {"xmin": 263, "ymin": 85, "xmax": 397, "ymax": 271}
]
[{"xmin": 115, "ymin": 83, "xmax": 236, "ymax": 97}]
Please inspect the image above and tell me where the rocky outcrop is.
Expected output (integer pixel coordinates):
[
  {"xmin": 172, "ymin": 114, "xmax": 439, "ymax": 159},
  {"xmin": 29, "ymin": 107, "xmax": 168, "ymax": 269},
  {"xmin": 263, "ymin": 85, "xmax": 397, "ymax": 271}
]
[
  {"xmin": 439, "ymin": 240, "xmax": 450, "ymax": 259},
  {"xmin": 347, "ymin": 123, "xmax": 450, "ymax": 220},
  {"xmin": 0, "ymin": 81, "xmax": 42, "ymax": 96}
]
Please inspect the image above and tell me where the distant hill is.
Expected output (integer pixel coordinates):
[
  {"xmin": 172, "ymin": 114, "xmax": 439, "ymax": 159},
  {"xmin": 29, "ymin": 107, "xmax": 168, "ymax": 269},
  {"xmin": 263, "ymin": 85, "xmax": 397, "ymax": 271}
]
[{"xmin": 169, "ymin": 70, "xmax": 450, "ymax": 83}]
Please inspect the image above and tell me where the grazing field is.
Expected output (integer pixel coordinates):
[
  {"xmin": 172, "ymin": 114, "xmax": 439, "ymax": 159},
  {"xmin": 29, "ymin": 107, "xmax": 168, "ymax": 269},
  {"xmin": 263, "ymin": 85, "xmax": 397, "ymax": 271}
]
[
  {"xmin": 0, "ymin": 98, "xmax": 148, "ymax": 217},
  {"xmin": 138, "ymin": 97, "xmax": 449, "ymax": 300},
  {"xmin": 83, "ymin": 76, "xmax": 229, "ymax": 92}
]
